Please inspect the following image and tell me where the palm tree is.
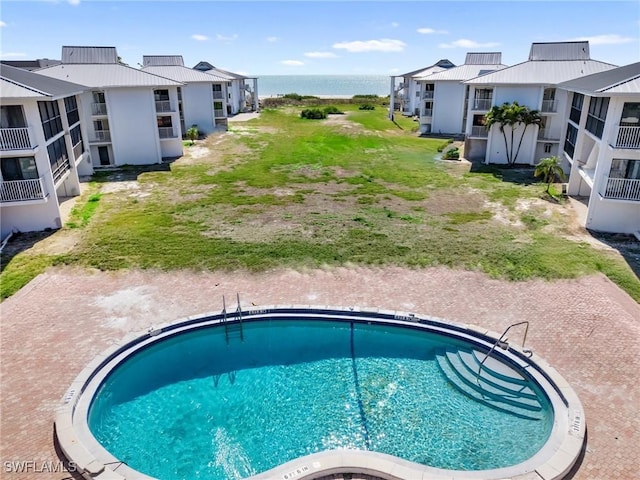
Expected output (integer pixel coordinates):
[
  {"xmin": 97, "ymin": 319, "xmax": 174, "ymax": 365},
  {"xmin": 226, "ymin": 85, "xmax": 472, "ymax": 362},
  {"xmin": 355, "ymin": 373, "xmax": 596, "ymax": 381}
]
[
  {"xmin": 534, "ymin": 156, "xmax": 567, "ymax": 193},
  {"xmin": 484, "ymin": 104, "xmax": 510, "ymax": 163},
  {"xmin": 512, "ymin": 107, "xmax": 543, "ymax": 164},
  {"xmin": 484, "ymin": 102, "xmax": 543, "ymax": 165},
  {"xmin": 186, "ymin": 126, "xmax": 199, "ymax": 146}
]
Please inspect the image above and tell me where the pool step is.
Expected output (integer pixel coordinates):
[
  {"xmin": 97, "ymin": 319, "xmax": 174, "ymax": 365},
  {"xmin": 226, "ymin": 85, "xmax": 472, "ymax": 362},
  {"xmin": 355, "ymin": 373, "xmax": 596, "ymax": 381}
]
[{"xmin": 435, "ymin": 348, "xmax": 544, "ymax": 421}]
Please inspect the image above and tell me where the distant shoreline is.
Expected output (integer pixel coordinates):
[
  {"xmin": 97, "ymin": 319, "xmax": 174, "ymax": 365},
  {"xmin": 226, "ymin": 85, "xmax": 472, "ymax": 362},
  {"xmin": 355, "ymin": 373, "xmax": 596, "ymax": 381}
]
[{"xmin": 258, "ymin": 94, "xmax": 361, "ymax": 100}]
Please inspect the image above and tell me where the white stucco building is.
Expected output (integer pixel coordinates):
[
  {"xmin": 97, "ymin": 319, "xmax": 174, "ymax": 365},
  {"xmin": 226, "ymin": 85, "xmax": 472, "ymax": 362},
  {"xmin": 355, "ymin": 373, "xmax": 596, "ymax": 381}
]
[
  {"xmin": 463, "ymin": 42, "xmax": 616, "ymax": 165},
  {"xmin": 558, "ymin": 63, "xmax": 640, "ymax": 235},
  {"xmin": 1, "ymin": 65, "xmax": 89, "ymax": 236},
  {"xmin": 142, "ymin": 55, "xmax": 231, "ymax": 133},
  {"xmin": 415, "ymin": 53, "xmax": 506, "ymax": 135},
  {"xmin": 193, "ymin": 61, "xmax": 259, "ymax": 114},
  {"xmin": 37, "ymin": 46, "xmax": 184, "ymax": 169}
]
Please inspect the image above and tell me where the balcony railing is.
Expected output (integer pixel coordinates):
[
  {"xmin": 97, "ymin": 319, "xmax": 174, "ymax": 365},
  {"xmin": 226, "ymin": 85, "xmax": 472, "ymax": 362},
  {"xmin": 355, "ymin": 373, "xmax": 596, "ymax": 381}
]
[
  {"xmin": 155, "ymin": 100, "xmax": 172, "ymax": 112},
  {"xmin": 91, "ymin": 130, "xmax": 111, "ymax": 143},
  {"xmin": 470, "ymin": 126, "xmax": 488, "ymax": 137},
  {"xmin": 615, "ymin": 126, "xmax": 640, "ymax": 149},
  {"xmin": 214, "ymin": 109, "xmax": 225, "ymax": 118},
  {"xmin": 0, "ymin": 177, "xmax": 46, "ymax": 203},
  {"xmin": 422, "ymin": 91, "xmax": 434, "ymax": 99},
  {"xmin": 0, "ymin": 127, "xmax": 34, "ymax": 150},
  {"xmin": 602, "ymin": 177, "xmax": 640, "ymax": 201},
  {"xmin": 473, "ymin": 99, "xmax": 492, "ymax": 110},
  {"xmin": 541, "ymin": 99, "xmax": 557, "ymax": 112},
  {"xmin": 158, "ymin": 127, "xmax": 176, "ymax": 139},
  {"xmin": 91, "ymin": 103, "xmax": 107, "ymax": 115},
  {"xmin": 52, "ymin": 158, "xmax": 71, "ymax": 185},
  {"xmin": 422, "ymin": 109, "xmax": 433, "ymax": 117},
  {"xmin": 537, "ymin": 129, "xmax": 560, "ymax": 141},
  {"xmin": 212, "ymin": 91, "xmax": 224, "ymax": 99},
  {"xmin": 73, "ymin": 141, "xmax": 84, "ymax": 161}
]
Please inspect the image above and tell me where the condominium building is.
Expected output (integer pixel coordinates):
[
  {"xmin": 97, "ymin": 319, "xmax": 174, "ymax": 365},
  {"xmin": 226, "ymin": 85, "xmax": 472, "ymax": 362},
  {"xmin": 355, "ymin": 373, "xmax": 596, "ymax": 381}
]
[
  {"xmin": 37, "ymin": 46, "xmax": 184, "ymax": 169},
  {"xmin": 142, "ymin": 55, "xmax": 231, "ymax": 133},
  {"xmin": 558, "ymin": 62, "xmax": 640, "ymax": 234},
  {"xmin": 1, "ymin": 65, "xmax": 88, "ymax": 236},
  {"xmin": 193, "ymin": 61, "xmax": 259, "ymax": 114}
]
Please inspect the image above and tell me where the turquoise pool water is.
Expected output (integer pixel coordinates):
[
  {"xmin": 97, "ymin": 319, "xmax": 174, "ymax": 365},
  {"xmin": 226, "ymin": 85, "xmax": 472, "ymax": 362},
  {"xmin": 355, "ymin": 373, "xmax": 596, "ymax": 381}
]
[{"xmin": 89, "ymin": 319, "xmax": 553, "ymax": 479}]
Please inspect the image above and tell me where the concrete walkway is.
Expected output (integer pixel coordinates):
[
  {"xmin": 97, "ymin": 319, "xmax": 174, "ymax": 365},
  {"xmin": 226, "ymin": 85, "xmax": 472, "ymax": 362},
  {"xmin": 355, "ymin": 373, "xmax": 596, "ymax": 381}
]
[{"xmin": 1, "ymin": 266, "xmax": 638, "ymax": 479}]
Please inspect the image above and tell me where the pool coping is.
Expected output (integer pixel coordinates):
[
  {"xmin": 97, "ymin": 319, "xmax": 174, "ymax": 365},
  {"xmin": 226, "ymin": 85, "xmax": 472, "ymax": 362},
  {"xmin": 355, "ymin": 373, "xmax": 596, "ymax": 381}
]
[{"xmin": 55, "ymin": 305, "xmax": 586, "ymax": 480}]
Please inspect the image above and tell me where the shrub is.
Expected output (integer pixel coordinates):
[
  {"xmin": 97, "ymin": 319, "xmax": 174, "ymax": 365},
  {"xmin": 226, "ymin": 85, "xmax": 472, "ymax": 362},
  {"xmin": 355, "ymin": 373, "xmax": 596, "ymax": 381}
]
[
  {"xmin": 437, "ymin": 139, "xmax": 455, "ymax": 152},
  {"xmin": 283, "ymin": 93, "xmax": 303, "ymax": 101},
  {"xmin": 323, "ymin": 105, "xmax": 344, "ymax": 115},
  {"xmin": 353, "ymin": 94, "xmax": 380, "ymax": 101},
  {"xmin": 442, "ymin": 147, "xmax": 460, "ymax": 160},
  {"xmin": 300, "ymin": 108, "xmax": 327, "ymax": 119},
  {"xmin": 358, "ymin": 104, "xmax": 376, "ymax": 110}
]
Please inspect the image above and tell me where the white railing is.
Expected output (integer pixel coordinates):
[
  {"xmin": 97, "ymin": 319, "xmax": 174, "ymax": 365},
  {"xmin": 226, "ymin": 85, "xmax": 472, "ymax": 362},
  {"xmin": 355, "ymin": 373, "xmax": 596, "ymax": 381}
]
[
  {"xmin": 212, "ymin": 91, "xmax": 224, "ymax": 99},
  {"xmin": 614, "ymin": 126, "xmax": 640, "ymax": 149},
  {"xmin": 73, "ymin": 141, "xmax": 84, "ymax": 161},
  {"xmin": 155, "ymin": 100, "xmax": 172, "ymax": 112},
  {"xmin": 52, "ymin": 158, "xmax": 71, "ymax": 185},
  {"xmin": 473, "ymin": 98, "xmax": 492, "ymax": 110},
  {"xmin": 470, "ymin": 126, "xmax": 488, "ymax": 137},
  {"xmin": 0, "ymin": 127, "xmax": 34, "ymax": 150},
  {"xmin": 0, "ymin": 177, "xmax": 46, "ymax": 202},
  {"xmin": 92, "ymin": 130, "xmax": 111, "ymax": 142},
  {"xmin": 422, "ymin": 109, "xmax": 433, "ymax": 117},
  {"xmin": 602, "ymin": 177, "xmax": 640, "ymax": 201},
  {"xmin": 214, "ymin": 109, "xmax": 225, "ymax": 118},
  {"xmin": 541, "ymin": 99, "xmax": 557, "ymax": 112},
  {"xmin": 538, "ymin": 129, "xmax": 559, "ymax": 141},
  {"xmin": 158, "ymin": 127, "xmax": 176, "ymax": 139},
  {"xmin": 91, "ymin": 103, "xmax": 107, "ymax": 115},
  {"xmin": 422, "ymin": 91, "xmax": 434, "ymax": 99}
]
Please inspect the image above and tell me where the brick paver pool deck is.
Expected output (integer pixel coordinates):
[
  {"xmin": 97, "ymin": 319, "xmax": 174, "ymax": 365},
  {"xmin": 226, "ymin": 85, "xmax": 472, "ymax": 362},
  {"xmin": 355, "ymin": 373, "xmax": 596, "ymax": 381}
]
[{"xmin": 1, "ymin": 266, "xmax": 638, "ymax": 479}]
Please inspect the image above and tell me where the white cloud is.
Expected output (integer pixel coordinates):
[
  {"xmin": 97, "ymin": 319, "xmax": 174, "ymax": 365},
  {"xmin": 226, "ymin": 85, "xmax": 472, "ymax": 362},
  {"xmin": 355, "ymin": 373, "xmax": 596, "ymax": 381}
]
[
  {"xmin": 281, "ymin": 60, "xmax": 304, "ymax": 66},
  {"xmin": 216, "ymin": 34, "xmax": 238, "ymax": 42},
  {"xmin": 68, "ymin": 0, "xmax": 80, "ymax": 5},
  {"xmin": 333, "ymin": 38, "xmax": 406, "ymax": 53},
  {"xmin": 570, "ymin": 34, "xmax": 635, "ymax": 45},
  {"xmin": 391, "ymin": 22, "xmax": 399, "ymax": 28},
  {"xmin": 304, "ymin": 51, "xmax": 337, "ymax": 58},
  {"xmin": 439, "ymin": 38, "xmax": 500, "ymax": 49},
  {"xmin": 0, "ymin": 21, "xmax": 6, "ymax": 27},
  {"xmin": 0, "ymin": 52, "xmax": 27, "ymax": 59},
  {"xmin": 191, "ymin": 34, "xmax": 209, "ymax": 41},
  {"xmin": 266, "ymin": 36, "xmax": 278, "ymax": 42},
  {"xmin": 417, "ymin": 27, "xmax": 448, "ymax": 35},
  {"xmin": 389, "ymin": 68, "xmax": 400, "ymax": 73}
]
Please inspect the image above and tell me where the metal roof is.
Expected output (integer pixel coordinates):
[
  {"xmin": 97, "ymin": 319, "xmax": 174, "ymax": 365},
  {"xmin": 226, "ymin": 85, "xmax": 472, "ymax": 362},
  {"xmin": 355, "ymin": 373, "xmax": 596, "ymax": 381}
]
[
  {"xmin": 557, "ymin": 62, "xmax": 640, "ymax": 95},
  {"xmin": 464, "ymin": 60, "xmax": 617, "ymax": 85},
  {"xmin": 193, "ymin": 61, "xmax": 215, "ymax": 71},
  {"xmin": 36, "ymin": 64, "xmax": 183, "ymax": 88},
  {"xmin": 143, "ymin": 55, "xmax": 185, "ymax": 67},
  {"xmin": 192, "ymin": 61, "xmax": 251, "ymax": 79},
  {"xmin": 1, "ymin": 59, "xmax": 61, "ymax": 71},
  {"xmin": 465, "ymin": 52, "xmax": 502, "ymax": 65},
  {"xmin": 142, "ymin": 65, "xmax": 229, "ymax": 83},
  {"xmin": 61, "ymin": 46, "xmax": 119, "ymax": 64},
  {"xmin": 399, "ymin": 59, "xmax": 455, "ymax": 77},
  {"xmin": 528, "ymin": 42, "xmax": 590, "ymax": 61},
  {"xmin": 0, "ymin": 64, "xmax": 86, "ymax": 98},
  {"xmin": 417, "ymin": 64, "xmax": 507, "ymax": 82}
]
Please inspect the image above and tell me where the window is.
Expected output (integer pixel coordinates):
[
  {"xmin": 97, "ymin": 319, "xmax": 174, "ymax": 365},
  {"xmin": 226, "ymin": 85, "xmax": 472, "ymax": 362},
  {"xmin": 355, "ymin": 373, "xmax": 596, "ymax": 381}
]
[
  {"xmin": 70, "ymin": 124, "xmax": 83, "ymax": 159},
  {"xmin": 1, "ymin": 106, "xmax": 27, "ymax": 128},
  {"xmin": 475, "ymin": 88, "xmax": 493, "ymax": 100},
  {"xmin": 1, "ymin": 157, "xmax": 38, "ymax": 181},
  {"xmin": 585, "ymin": 96, "xmax": 609, "ymax": 139},
  {"xmin": 212, "ymin": 84, "xmax": 222, "ymax": 92},
  {"xmin": 564, "ymin": 123, "xmax": 578, "ymax": 158},
  {"xmin": 544, "ymin": 143, "xmax": 552, "ymax": 153},
  {"xmin": 154, "ymin": 89, "xmax": 170, "ymax": 101},
  {"xmin": 569, "ymin": 93, "xmax": 583, "ymax": 124},
  {"xmin": 157, "ymin": 116, "xmax": 173, "ymax": 127},
  {"xmin": 64, "ymin": 96, "xmax": 80, "ymax": 126},
  {"xmin": 610, "ymin": 159, "xmax": 640, "ymax": 180},
  {"xmin": 92, "ymin": 91, "xmax": 105, "ymax": 103},
  {"xmin": 38, "ymin": 100, "xmax": 63, "ymax": 141},
  {"xmin": 47, "ymin": 136, "xmax": 68, "ymax": 171},
  {"xmin": 620, "ymin": 103, "xmax": 640, "ymax": 126}
]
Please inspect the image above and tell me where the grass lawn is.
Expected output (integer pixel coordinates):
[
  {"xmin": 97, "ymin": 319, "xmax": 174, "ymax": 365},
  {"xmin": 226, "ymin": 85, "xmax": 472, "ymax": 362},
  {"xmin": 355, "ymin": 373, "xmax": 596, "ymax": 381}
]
[{"xmin": 2, "ymin": 104, "xmax": 639, "ymax": 301}]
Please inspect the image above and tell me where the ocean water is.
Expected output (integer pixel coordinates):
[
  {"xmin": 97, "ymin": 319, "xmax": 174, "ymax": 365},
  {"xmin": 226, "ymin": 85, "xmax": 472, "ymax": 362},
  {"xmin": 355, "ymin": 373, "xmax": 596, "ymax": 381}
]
[{"xmin": 256, "ymin": 75, "xmax": 390, "ymax": 98}]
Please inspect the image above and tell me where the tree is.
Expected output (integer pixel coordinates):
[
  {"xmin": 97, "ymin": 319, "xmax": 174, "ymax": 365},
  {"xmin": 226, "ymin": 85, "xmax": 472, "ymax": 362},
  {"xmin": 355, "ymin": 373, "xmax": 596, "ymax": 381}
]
[
  {"xmin": 186, "ymin": 126, "xmax": 199, "ymax": 145},
  {"xmin": 534, "ymin": 156, "xmax": 567, "ymax": 193},
  {"xmin": 484, "ymin": 102, "xmax": 543, "ymax": 165}
]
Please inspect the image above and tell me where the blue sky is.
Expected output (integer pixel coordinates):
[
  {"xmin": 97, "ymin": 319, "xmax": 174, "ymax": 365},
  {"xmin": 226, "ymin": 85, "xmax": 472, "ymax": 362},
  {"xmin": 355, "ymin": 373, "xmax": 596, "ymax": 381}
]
[{"xmin": 1, "ymin": 1, "xmax": 638, "ymax": 75}]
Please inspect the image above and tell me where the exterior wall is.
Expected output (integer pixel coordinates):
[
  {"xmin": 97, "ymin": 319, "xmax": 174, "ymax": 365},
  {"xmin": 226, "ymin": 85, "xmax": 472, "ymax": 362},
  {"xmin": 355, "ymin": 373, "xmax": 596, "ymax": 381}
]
[
  {"xmin": 108, "ymin": 88, "xmax": 162, "ymax": 165},
  {"xmin": 402, "ymin": 77, "xmax": 421, "ymax": 115},
  {"xmin": 586, "ymin": 197, "xmax": 640, "ymax": 233},
  {"xmin": 464, "ymin": 138, "xmax": 488, "ymax": 161},
  {"xmin": 182, "ymin": 83, "xmax": 215, "ymax": 134},
  {"xmin": 432, "ymin": 82, "xmax": 465, "ymax": 135}
]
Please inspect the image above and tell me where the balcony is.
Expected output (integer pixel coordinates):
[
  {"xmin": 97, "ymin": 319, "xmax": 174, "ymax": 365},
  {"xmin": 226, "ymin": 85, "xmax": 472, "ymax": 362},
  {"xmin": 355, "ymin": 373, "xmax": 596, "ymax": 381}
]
[
  {"xmin": 541, "ymin": 99, "xmax": 557, "ymax": 113},
  {"xmin": 155, "ymin": 100, "xmax": 173, "ymax": 112},
  {"xmin": 602, "ymin": 177, "xmax": 640, "ymax": 201},
  {"xmin": 91, "ymin": 103, "xmax": 107, "ymax": 116},
  {"xmin": 214, "ymin": 109, "xmax": 225, "ymax": 118},
  {"xmin": 0, "ymin": 127, "xmax": 35, "ymax": 151},
  {"xmin": 537, "ymin": 129, "xmax": 560, "ymax": 141},
  {"xmin": 73, "ymin": 141, "xmax": 84, "ymax": 161},
  {"xmin": 212, "ymin": 91, "xmax": 224, "ymax": 100},
  {"xmin": 91, "ymin": 130, "xmax": 111, "ymax": 143},
  {"xmin": 158, "ymin": 127, "xmax": 176, "ymax": 139},
  {"xmin": 0, "ymin": 177, "xmax": 46, "ymax": 203},
  {"xmin": 614, "ymin": 126, "xmax": 640, "ymax": 149},
  {"xmin": 422, "ymin": 91, "xmax": 434, "ymax": 100},
  {"xmin": 470, "ymin": 126, "xmax": 488, "ymax": 138},
  {"xmin": 422, "ymin": 109, "xmax": 433, "ymax": 118},
  {"xmin": 472, "ymin": 99, "xmax": 492, "ymax": 111},
  {"xmin": 52, "ymin": 158, "xmax": 71, "ymax": 185}
]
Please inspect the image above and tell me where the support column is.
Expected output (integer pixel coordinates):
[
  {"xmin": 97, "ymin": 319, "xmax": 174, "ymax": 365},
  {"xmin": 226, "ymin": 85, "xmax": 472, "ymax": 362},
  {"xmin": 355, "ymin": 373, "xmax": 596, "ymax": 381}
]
[
  {"xmin": 389, "ymin": 76, "xmax": 395, "ymax": 120},
  {"xmin": 253, "ymin": 78, "xmax": 259, "ymax": 111}
]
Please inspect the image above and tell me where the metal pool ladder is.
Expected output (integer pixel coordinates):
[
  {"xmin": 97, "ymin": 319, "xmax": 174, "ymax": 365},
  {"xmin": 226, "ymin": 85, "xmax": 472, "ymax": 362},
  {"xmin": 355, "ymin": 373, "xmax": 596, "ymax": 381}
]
[
  {"xmin": 221, "ymin": 293, "xmax": 244, "ymax": 343},
  {"xmin": 477, "ymin": 321, "xmax": 532, "ymax": 386}
]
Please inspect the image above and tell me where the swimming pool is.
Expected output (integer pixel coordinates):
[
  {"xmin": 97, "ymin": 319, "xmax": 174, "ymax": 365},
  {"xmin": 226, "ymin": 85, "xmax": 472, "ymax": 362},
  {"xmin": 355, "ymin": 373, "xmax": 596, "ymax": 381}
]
[{"xmin": 57, "ymin": 307, "xmax": 585, "ymax": 480}]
